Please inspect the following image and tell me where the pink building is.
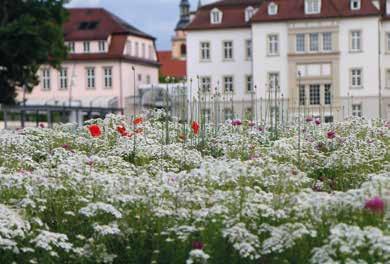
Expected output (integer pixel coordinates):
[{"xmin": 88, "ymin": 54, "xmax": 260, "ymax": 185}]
[{"xmin": 24, "ymin": 8, "xmax": 159, "ymax": 112}]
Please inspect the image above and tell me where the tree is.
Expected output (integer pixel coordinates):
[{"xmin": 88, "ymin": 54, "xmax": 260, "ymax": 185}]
[{"xmin": 0, "ymin": 0, "xmax": 69, "ymax": 105}]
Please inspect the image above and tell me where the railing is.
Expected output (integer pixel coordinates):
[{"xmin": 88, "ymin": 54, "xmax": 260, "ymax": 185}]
[{"xmin": 0, "ymin": 104, "xmax": 123, "ymax": 129}]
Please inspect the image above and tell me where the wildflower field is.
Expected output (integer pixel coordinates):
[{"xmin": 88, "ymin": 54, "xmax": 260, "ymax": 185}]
[{"xmin": 0, "ymin": 111, "xmax": 389, "ymax": 263}]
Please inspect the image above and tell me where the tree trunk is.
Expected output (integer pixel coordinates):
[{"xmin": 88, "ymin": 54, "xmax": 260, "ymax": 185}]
[{"xmin": 1, "ymin": 0, "xmax": 8, "ymax": 27}]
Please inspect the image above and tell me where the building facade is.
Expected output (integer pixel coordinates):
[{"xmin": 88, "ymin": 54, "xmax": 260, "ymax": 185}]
[
  {"xmin": 186, "ymin": 0, "xmax": 390, "ymax": 122},
  {"xmin": 23, "ymin": 8, "xmax": 159, "ymax": 113}
]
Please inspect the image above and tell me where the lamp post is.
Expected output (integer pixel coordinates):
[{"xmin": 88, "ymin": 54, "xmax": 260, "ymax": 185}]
[{"xmin": 297, "ymin": 70, "xmax": 302, "ymax": 168}]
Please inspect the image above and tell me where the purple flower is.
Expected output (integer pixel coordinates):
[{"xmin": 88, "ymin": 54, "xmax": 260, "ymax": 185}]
[
  {"xmin": 192, "ymin": 241, "xmax": 204, "ymax": 250},
  {"xmin": 232, "ymin": 119, "xmax": 242, "ymax": 126},
  {"xmin": 364, "ymin": 196, "xmax": 385, "ymax": 214},
  {"xmin": 62, "ymin": 144, "xmax": 70, "ymax": 150},
  {"xmin": 326, "ymin": 131, "xmax": 336, "ymax": 139},
  {"xmin": 315, "ymin": 119, "xmax": 321, "ymax": 126}
]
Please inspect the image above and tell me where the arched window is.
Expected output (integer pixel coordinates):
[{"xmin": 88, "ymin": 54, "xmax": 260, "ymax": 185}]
[
  {"xmin": 210, "ymin": 8, "xmax": 222, "ymax": 24},
  {"xmin": 180, "ymin": 44, "xmax": 187, "ymax": 56}
]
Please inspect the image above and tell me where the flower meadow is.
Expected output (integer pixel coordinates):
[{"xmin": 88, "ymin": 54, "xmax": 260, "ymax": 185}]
[{"xmin": 0, "ymin": 111, "xmax": 389, "ymax": 263}]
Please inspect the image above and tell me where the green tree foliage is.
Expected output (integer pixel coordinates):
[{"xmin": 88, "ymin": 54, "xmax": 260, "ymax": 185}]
[{"xmin": 0, "ymin": 0, "xmax": 69, "ymax": 105}]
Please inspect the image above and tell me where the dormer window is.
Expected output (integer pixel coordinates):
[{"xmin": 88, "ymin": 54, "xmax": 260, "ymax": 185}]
[
  {"xmin": 245, "ymin": 6, "xmax": 255, "ymax": 22},
  {"xmin": 351, "ymin": 0, "xmax": 361, "ymax": 10},
  {"xmin": 387, "ymin": 0, "xmax": 390, "ymax": 15},
  {"xmin": 268, "ymin": 2, "xmax": 278, "ymax": 16},
  {"xmin": 305, "ymin": 0, "xmax": 321, "ymax": 14},
  {"xmin": 210, "ymin": 8, "xmax": 222, "ymax": 24}
]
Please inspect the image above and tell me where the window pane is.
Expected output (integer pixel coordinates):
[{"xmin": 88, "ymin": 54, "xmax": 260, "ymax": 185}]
[
  {"xmin": 323, "ymin": 32, "xmax": 332, "ymax": 51},
  {"xmin": 310, "ymin": 33, "xmax": 319, "ymax": 51},
  {"xmin": 309, "ymin": 84, "xmax": 320, "ymax": 105},
  {"xmin": 296, "ymin": 34, "xmax": 305, "ymax": 52},
  {"xmin": 324, "ymin": 84, "xmax": 331, "ymax": 105}
]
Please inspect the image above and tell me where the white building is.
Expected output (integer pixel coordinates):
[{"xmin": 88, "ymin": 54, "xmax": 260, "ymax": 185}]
[{"xmin": 186, "ymin": 0, "xmax": 390, "ymax": 122}]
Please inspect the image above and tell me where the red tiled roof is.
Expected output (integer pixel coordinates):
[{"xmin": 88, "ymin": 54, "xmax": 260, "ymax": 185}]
[
  {"xmin": 186, "ymin": 0, "xmax": 263, "ymax": 31},
  {"xmin": 64, "ymin": 8, "xmax": 155, "ymax": 41},
  {"xmin": 186, "ymin": 0, "xmax": 382, "ymax": 31},
  {"xmin": 157, "ymin": 51, "xmax": 186, "ymax": 78},
  {"xmin": 252, "ymin": 0, "xmax": 380, "ymax": 22},
  {"xmin": 62, "ymin": 9, "xmax": 159, "ymax": 68}
]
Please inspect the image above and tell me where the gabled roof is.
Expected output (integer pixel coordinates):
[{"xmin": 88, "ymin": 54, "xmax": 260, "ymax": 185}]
[
  {"xmin": 62, "ymin": 9, "xmax": 159, "ymax": 68},
  {"xmin": 186, "ymin": 0, "xmax": 263, "ymax": 31},
  {"xmin": 157, "ymin": 51, "xmax": 187, "ymax": 78},
  {"xmin": 251, "ymin": 0, "xmax": 381, "ymax": 23},
  {"xmin": 64, "ymin": 8, "xmax": 155, "ymax": 41}
]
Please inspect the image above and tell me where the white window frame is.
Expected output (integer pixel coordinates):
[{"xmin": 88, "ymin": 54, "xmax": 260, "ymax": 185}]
[
  {"xmin": 67, "ymin": 42, "xmax": 75, "ymax": 53},
  {"xmin": 223, "ymin": 41, "xmax": 233, "ymax": 60},
  {"xmin": 386, "ymin": 33, "xmax": 390, "ymax": 52},
  {"xmin": 245, "ymin": 39, "xmax": 252, "ymax": 59},
  {"xmin": 42, "ymin": 68, "xmax": 51, "ymax": 91},
  {"xmin": 210, "ymin": 8, "xmax": 222, "ymax": 24},
  {"xmin": 103, "ymin": 67, "xmax": 113, "ymax": 89},
  {"xmin": 268, "ymin": 2, "xmax": 278, "ymax": 16},
  {"xmin": 83, "ymin": 41, "xmax": 90, "ymax": 53},
  {"xmin": 142, "ymin": 43, "xmax": 146, "ymax": 58},
  {"xmin": 267, "ymin": 34, "xmax": 279, "ymax": 56},
  {"xmin": 386, "ymin": 69, "xmax": 390, "ymax": 88},
  {"xmin": 126, "ymin": 41, "xmax": 132, "ymax": 56},
  {"xmin": 223, "ymin": 75, "xmax": 234, "ymax": 93},
  {"xmin": 135, "ymin": 42, "xmax": 139, "ymax": 57},
  {"xmin": 350, "ymin": 30, "xmax": 362, "ymax": 52},
  {"xmin": 59, "ymin": 67, "xmax": 68, "ymax": 90},
  {"xmin": 309, "ymin": 33, "xmax": 319, "ymax": 52},
  {"xmin": 296, "ymin": 33, "xmax": 305, "ymax": 53},
  {"xmin": 309, "ymin": 84, "xmax": 321, "ymax": 105},
  {"xmin": 200, "ymin": 76, "xmax": 211, "ymax": 93},
  {"xmin": 148, "ymin": 45, "xmax": 153, "ymax": 60},
  {"xmin": 146, "ymin": 74, "xmax": 151, "ymax": 84},
  {"xmin": 305, "ymin": 0, "xmax": 321, "ymax": 14},
  {"xmin": 200, "ymin": 41, "xmax": 211, "ymax": 61},
  {"xmin": 322, "ymin": 32, "xmax": 332, "ymax": 52},
  {"xmin": 324, "ymin": 84, "xmax": 332, "ymax": 105},
  {"xmin": 350, "ymin": 68, "xmax": 363, "ymax": 88},
  {"xmin": 268, "ymin": 72, "xmax": 280, "ymax": 91},
  {"xmin": 299, "ymin": 85, "xmax": 306, "ymax": 105},
  {"xmin": 246, "ymin": 75, "xmax": 253, "ymax": 93},
  {"xmin": 98, "ymin": 40, "xmax": 106, "ymax": 52},
  {"xmin": 352, "ymin": 103, "xmax": 363, "ymax": 117},
  {"xmin": 86, "ymin": 67, "xmax": 96, "ymax": 90},
  {"xmin": 350, "ymin": 0, "xmax": 361, "ymax": 10}
]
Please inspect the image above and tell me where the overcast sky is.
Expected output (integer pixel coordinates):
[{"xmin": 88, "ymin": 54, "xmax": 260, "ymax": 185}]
[{"xmin": 66, "ymin": 0, "xmax": 215, "ymax": 50}]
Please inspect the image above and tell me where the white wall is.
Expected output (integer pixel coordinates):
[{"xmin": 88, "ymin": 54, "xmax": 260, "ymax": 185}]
[
  {"xmin": 339, "ymin": 17, "xmax": 380, "ymax": 98},
  {"xmin": 186, "ymin": 28, "xmax": 253, "ymax": 99},
  {"xmin": 252, "ymin": 22, "xmax": 289, "ymax": 98}
]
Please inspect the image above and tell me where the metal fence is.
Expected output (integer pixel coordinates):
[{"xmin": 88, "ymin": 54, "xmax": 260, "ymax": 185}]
[{"xmin": 0, "ymin": 104, "xmax": 123, "ymax": 129}]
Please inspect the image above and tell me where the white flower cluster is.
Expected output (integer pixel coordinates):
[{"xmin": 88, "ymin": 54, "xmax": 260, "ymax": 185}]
[{"xmin": 0, "ymin": 113, "xmax": 388, "ymax": 263}]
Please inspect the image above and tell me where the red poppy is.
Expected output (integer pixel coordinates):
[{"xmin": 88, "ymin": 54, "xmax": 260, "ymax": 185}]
[
  {"xmin": 133, "ymin": 117, "xmax": 143, "ymax": 125},
  {"xmin": 117, "ymin": 126, "xmax": 128, "ymax": 137},
  {"xmin": 88, "ymin": 125, "xmax": 102, "ymax": 138},
  {"xmin": 191, "ymin": 121, "xmax": 200, "ymax": 135}
]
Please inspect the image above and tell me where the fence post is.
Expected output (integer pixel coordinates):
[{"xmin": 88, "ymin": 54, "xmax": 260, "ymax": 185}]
[
  {"xmin": 3, "ymin": 110, "xmax": 8, "ymax": 130},
  {"xmin": 47, "ymin": 110, "xmax": 52, "ymax": 128}
]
